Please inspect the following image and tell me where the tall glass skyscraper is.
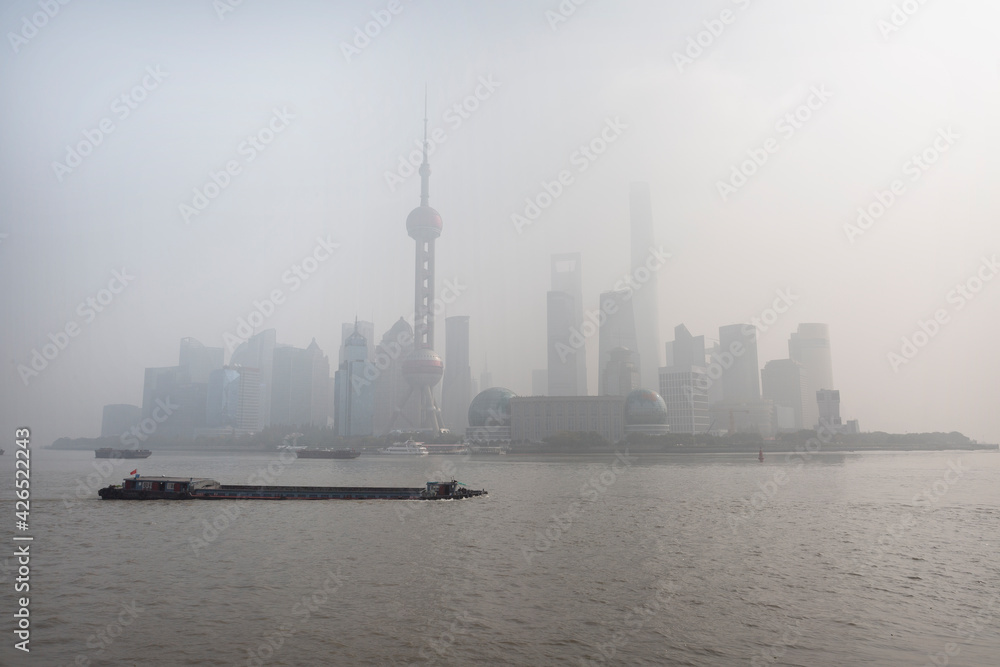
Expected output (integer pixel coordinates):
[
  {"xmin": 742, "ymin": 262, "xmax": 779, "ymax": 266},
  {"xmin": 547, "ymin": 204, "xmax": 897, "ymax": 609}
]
[
  {"xmin": 547, "ymin": 252, "xmax": 587, "ymax": 396},
  {"xmin": 598, "ymin": 289, "xmax": 639, "ymax": 395},
  {"xmin": 630, "ymin": 182, "xmax": 661, "ymax": 391},
  {"xmin": 443, "ymin": 315, "xmax": 472, "ymax": 431}
]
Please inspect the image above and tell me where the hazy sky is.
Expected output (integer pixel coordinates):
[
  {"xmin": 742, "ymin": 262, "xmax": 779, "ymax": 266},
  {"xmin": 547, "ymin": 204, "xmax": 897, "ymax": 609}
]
[{"xmin": 3, "ymin": 0, "xmax": 1000, "ymax": 444}]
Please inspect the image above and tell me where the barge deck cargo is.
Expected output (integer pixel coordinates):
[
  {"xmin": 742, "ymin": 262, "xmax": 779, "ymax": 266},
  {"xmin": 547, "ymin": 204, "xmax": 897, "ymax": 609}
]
[{"xmin": 98, "ymin": 476, "xmax": 486, "ymax": 501}]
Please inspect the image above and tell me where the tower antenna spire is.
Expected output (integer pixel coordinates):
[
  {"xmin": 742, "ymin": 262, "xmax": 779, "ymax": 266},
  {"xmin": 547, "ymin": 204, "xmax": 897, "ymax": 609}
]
[{"xmin": 419, "ymin": 84, "xmax": 430, "ymax": 207}]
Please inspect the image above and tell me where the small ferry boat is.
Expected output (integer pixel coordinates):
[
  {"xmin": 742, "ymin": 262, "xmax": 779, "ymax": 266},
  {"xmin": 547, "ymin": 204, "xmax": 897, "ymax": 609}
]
[
  {"xmin": 97, "ymin": 476, "xmax": 486, "ymax": 501},
  {"xmin": 423, "ymin": 444, "xmax": 470, "ymax": 455},
  {"xmin": 378, "ymin": 440, "xmax": 429, "ymax": 456},
  {"xmin": 470, "ymin": 444, "xmax": 507, "ymax": 456},
  {"xmin": 95, "ymin": 448, "xmax": 152, "ymax": 459},
  {"xmin": 295, "ymin": 448, "xmax": 361, "ymax": 459}
]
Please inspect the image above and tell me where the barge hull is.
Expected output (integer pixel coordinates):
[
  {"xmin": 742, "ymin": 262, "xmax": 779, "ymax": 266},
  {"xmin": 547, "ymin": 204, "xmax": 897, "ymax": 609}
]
[{"xmin": 97, "ymin": 476, "xmax": 486, "ymax": 501}]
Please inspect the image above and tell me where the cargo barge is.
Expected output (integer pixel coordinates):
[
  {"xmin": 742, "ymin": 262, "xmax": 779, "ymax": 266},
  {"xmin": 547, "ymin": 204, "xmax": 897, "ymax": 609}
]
[
  {"xmin": 97, "ymin": 476, "xmax": 486, "ymax": 501},
  {"xmin": 295, "ymin": 448, "xmax": 361, "ymax": 459}
]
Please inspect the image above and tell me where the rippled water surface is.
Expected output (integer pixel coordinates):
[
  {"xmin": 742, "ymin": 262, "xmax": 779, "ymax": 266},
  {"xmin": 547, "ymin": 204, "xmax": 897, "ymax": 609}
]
[{"xmin": 1, "ymin": 449, "xmax": 998, "ymax": 665}]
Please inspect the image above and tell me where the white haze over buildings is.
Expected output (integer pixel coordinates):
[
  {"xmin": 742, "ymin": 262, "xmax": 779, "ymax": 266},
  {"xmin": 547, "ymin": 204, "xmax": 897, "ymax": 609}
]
[{"xmin": 2, "ymin": 0, "xmax": 999, "ymax": 444}]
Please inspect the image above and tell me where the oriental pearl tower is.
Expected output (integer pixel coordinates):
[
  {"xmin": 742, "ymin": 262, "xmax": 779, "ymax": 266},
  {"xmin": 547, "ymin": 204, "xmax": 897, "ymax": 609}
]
[{"xmin": 393, "ymin": 98, "xmax": 445, "ymax": 434}]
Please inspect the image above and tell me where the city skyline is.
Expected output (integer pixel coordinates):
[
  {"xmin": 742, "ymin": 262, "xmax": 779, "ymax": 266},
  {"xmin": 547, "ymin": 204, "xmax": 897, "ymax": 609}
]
[{"xmin": 4, "ymin": 1, "xmax": 999, "ymax": 445}]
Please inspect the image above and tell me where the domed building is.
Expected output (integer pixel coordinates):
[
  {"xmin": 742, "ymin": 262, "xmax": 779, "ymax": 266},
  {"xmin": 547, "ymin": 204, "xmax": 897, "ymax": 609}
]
[
  {"xmin": 466, "ymin": 387, "xmax": 516, "ymax": 442},
  {"xmin": 624, "ymin": 389, "xmax": 670, "ymax": 436}
]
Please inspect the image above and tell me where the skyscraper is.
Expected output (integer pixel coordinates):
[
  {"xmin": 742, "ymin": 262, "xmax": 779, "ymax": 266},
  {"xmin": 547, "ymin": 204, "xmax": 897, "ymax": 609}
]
[
  {"xmin": 788, "ymin": 323, "xmax": 834, "ymax": 428},
  {"xmin": 270, "ymin": 339, "xmax": 330, "ymax": 427},
  {"xmin": 339, "ymin": 320, "xmax": 375, "ymax": 365},
  {"xmin": 602, "ymin": 347, "xmax": 639, "ymax": 397},
  {"xmin": 392, "ymin": 100, "xmax": 445, "ymax": 434},
  {"xmin": 667, "ymin": 324, "xmax": 705, "ymax": 368},
  {"xmin": 718, "ymin": 324, "xmax": 761, "ymax": 404},
  {"xmin": 789, "ymin": 324, "xmax": 834, "ymax": 390},
  {"xmin": 630, "ymin": 182, "xmax": 661, "ymax": 390},
  {"xmin": 334, "ymin": 323, "xmax": 375, "ymax": 436},
  {"xmin": 761, "ymin": 359, "xmax": 809, "ymax": 431},
  {"xmin": 598, "ymin": 289, "xmax": 639, "ymax": 393},
  {"xmin": 547, "ymin": 290, "xmax": 579, "ymax": 395},
  {"xmin": 709, "ymin": 325, "xmax": 772, "ymax": 436},
  {"xmin": 230, "ymin": 328, "xmax": 276, "ymax": 428},
  {"xmin": 442, "ymin": 316, "xmax": 472, "ymax": 432},
  {"xmin": 816, "ymin": 389, "xmax": 842, "ymax": 427},
  {"xmin": 100, "ymin": 404, "xmax": 141, "ymax": 438},
  {"xmin": 658, "ymin": 366, "xmax": 710, "ymax": 434},
  {"xmin": 179, "ymin": 337, "xmax": 223, "ymax": 384},
  {"xmin": 141, "ymin": 365, "xmax": 206, "ymax": 437},
  {"xmin": 207, "ymin": 366, "xmax": 262, "ymax": 432},
  {"xmin": 547, "ymin": 252, "xmax": 586, "ymax": 396},
  {"xmin": 373, "ymin": 317, "xmax": 416, "ymax": 434},
  {"xmin": 658, "ymin": 324, "xmax": 710, "ymax": 434}
]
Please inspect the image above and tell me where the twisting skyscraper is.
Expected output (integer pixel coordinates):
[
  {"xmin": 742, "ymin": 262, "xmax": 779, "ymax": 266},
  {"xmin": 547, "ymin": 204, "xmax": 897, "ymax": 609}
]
[{"xmin": 391, "ymin": 99, "xmax": 445, "ymax": 434}]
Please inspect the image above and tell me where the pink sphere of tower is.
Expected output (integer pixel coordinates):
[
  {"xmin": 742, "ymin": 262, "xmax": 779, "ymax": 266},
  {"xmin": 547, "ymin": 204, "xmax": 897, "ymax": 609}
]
[
  {"xmin": 406, "ymin": 205, "xmax": 442, "ymax": 240},
  {"xmin": 401, "ymin": 347, "xmax": 444, "ymax": 388}
]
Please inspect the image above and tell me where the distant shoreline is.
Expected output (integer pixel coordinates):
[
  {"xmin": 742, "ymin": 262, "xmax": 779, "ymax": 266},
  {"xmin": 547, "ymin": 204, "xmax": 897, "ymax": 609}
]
[{"xmin": 45, "ymin": 443, "xmax": 998, "ymax": 455}]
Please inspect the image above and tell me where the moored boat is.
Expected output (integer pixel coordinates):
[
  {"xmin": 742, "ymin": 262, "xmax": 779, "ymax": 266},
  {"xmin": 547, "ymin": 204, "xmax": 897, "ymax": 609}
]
[
  {"xmin": 295, "ymin": 448, "xmax": 361, "ymax": 459},
  {"xmin": 378, "ymin": 440, "xmax": 429, "ymax": 456},
  {"xmin": 97, "ymin": 475, "xmax": 486, "ymax": 501},
  {"xmin": 469, "ymin": 444, "xmax": 507, "ymax": 456},
  {"xmin": 95, "ymin": 448, "xmax": 152, "ymax": 459}
]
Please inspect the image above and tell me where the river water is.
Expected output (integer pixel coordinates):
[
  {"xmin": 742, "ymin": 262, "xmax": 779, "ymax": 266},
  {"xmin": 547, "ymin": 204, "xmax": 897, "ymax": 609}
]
[{"xmin": 1, "ymin": 448, "xmax": 997, "ymax": 666}]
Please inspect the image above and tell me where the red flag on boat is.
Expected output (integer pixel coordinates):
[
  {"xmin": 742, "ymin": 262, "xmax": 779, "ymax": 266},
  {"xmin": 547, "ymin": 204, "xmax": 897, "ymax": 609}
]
[{"xmin": 130, "ymin": 469, "xmax": 138, "ymax": 475}]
